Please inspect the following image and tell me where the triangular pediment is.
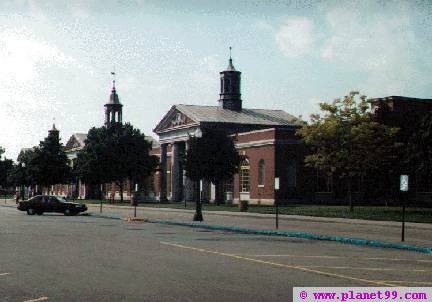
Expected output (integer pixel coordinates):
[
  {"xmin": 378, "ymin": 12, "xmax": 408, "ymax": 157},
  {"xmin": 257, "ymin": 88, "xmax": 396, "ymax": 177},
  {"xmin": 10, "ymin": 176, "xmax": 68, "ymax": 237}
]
[
  {"xmin": 153, "ymin": 106, "xmax": 198, "ymax": 134},
  {"xmin": 65, "ymin": 134, "xmax": 85, "ymax": 151}
]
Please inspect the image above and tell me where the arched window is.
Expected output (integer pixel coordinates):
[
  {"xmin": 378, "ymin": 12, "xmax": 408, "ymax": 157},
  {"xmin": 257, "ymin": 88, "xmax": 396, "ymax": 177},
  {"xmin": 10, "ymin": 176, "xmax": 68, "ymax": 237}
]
[
  {"xmin": 258, "ymin": 159, "xmax": 265, "ymax": 186},
  {"xmin": 287, "ymin": 158, "xmax": 296, "ymax": 188},
  {"xmin": 240, "ymin": 157, "xmax": 250, "ymax": 192}
]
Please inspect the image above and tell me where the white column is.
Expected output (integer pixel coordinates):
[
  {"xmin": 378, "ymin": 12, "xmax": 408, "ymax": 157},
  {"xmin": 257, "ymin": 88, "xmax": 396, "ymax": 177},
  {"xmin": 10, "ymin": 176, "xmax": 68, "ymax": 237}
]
[
  {"xmin": 171, "ymin": 142, "xmax": 183, "ymax": 202},
  {"xmin": 159, "ymin": 144, "xmax": 168, "ymax": 202},
  {"xmin": 184, "ymin": 141, "xmax": 194, "ymax": 201}
]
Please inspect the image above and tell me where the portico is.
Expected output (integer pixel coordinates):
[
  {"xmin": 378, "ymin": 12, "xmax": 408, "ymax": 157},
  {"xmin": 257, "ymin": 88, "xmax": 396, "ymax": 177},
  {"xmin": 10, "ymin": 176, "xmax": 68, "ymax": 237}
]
[{"xmin": 156, "ymin": 118, "xmax": 207, "ymax": 202}]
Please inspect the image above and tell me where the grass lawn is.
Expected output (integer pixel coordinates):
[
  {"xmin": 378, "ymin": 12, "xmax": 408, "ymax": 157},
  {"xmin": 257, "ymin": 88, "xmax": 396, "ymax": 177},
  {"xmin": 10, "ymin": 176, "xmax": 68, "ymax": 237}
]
[{"xmin": 80, "ymin": 199, "xmax": 432, "ymax": 223}]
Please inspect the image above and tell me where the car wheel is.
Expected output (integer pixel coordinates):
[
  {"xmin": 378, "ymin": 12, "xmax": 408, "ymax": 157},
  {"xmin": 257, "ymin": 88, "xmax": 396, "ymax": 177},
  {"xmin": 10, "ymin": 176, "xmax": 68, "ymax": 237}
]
[
  {"xmin": 36, "ymin": 211, "xmax": 43, "ymax": 215},
  {"xmin": 27, "ymin": 208, "xmax": 35, "ymax": 215},
  {"xmin": 64, "ymin": 209, "xmax": 71, "ymax": 216}
]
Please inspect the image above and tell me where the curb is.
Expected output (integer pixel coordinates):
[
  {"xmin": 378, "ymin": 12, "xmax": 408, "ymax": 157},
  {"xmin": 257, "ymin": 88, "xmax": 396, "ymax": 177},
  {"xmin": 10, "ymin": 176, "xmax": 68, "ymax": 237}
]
[
  {"xmin": 150, "ymin": 220, "xmax": 432, "ymax": 254},
  {"xmin": 0, "ymin": 204, "xmax": 17, "ymax": 208},
  {"xmin": 88, "ymin": 212, "xmax": 432, "ymax": 254}
]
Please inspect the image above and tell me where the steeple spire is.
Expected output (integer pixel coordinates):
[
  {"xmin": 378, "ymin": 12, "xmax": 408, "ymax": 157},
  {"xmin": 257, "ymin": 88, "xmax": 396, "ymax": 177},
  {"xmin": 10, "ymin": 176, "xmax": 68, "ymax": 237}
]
[
  {"xmin": 51, "ymin": 117, "xmax": 58, "ymax": 132},
  {"xmin": 111, "ymin": 71, "xmax": 116, "ymax": 91},
  {"xmin": 226, "ymin": 46, "xmax": 236, "ymax": 71}
]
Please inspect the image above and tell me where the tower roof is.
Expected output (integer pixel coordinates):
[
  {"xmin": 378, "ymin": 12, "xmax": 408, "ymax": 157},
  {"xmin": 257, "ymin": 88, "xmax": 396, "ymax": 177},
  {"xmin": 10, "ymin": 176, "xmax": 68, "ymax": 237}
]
[
  {"xmin": 107, "ymin": 80, "xmax": 121, "ymax": 105},
  {"xmin": 225, "ymin": 58, "xmax": 236, "ymax": 71},
  {"xmin": 49, "ymin": 123, "xmax": 59, "ymax": 133},
  {"xmin": 224, "ymin": 47, "xmax": 237, "ymax": 72}
]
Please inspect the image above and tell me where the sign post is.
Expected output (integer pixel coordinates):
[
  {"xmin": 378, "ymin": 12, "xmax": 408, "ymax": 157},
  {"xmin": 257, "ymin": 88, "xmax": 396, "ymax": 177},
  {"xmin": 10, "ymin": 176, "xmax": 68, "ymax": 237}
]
[
  {"xmin": 274, "ymin": 178, "xmax": 280, "ymax": 229},
  {"xmin": 400, "ymin": 175, "xmax": 409, "ymax": 242}
]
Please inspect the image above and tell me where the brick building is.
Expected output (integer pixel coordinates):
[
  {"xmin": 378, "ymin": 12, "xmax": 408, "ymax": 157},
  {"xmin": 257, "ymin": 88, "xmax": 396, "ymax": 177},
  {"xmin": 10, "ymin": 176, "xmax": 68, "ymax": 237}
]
[{"xmin": 151, "ymin": 56, "xmax": 310, "ymax": 205}]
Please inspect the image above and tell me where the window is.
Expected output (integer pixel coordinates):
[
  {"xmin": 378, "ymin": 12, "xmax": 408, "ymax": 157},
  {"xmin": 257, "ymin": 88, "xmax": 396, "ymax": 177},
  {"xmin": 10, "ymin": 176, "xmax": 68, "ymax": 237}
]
[
  {"xmin": 223, "ymin": 179, "xmax": 234, "ymax": 193},
  {"xmin": 31, "ymin": 196, "xmax": 42, "ymax": 203},
  {"xmin": 231, "ymin": 78, "xmax": 237, "ymax": 93},
  {"xmin": 287, "ymin": 159, "xmax": 297, "ymax": 188},
  {"xmin": 240, "ymin": 158, "xmax": 250, "ymax": 192},
  {"xmin": 224, "ymin": 78, "xmax": 231, "ymax": 93},
  {"xmin": 258, "ymin": 159, "xmax": 265, "ymax": 186}
]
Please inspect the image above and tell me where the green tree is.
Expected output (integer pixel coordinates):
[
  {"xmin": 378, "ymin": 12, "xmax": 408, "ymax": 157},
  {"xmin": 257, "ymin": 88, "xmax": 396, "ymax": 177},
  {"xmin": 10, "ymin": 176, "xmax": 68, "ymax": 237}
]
[
  {"xmin": 185, "ymin": 129, "xmax": 240, "ymax": 221},
  {"xmin": 32, "ymin": 128, "xmax": 71, "ymax": 192},
  {"xmin": 76, "ymin": 127, "xmax": 110, "ymax": 199},
  {"xmin": 77, "ymin": 123, "xmax": 158, "ymax": 202},
  {"xmin": 0, "ymin": 147, "xmax": 14, "ymax": 192},
  {"xmin": 9, "ymin": 148, "xmax": 38, "ymax": 198},
  {"xmin": 297, "ymin": 91, "xmax": 401, "ymax": 210}
]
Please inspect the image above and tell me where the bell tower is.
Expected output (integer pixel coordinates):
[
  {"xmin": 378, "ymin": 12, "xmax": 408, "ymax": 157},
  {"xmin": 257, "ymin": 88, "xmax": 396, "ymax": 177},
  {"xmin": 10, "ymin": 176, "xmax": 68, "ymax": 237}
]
[
  {"xmin": 218, "ymin": 47, "xmax": 242, "ymax": 111},
  {"xmin": 104, "ymin": 72, "xmax": 123, "ymax": 126},
  {"xmin": 49, "ymin": 122, "xmax": 59, "ymax": 138}
]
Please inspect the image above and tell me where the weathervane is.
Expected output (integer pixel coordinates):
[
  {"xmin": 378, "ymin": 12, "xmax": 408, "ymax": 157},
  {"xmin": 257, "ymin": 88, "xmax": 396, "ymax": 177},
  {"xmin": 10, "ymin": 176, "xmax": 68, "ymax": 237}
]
[
  {"xmin": 229, "ymin": 46, "xmax": 232, "ymax": 60},
  {"xmin": 111, "ymin": 66, "xmax": 116, "ymax": 88}
]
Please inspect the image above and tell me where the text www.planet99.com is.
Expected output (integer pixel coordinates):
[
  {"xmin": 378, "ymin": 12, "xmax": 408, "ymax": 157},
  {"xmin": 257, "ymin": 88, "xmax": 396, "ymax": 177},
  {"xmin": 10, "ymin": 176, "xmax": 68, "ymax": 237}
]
[{"xmin": 294, "ymin": 287, "xmax": 431, "ymax": 302}]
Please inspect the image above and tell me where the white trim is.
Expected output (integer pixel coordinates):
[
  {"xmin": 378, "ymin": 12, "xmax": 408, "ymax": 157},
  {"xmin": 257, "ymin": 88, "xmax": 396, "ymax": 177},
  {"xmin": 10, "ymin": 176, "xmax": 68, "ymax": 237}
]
[
  {"xmin": 233, "ymin": 128, "xmax": 276, "ymax": 137},
  {"xmin": 156, "ymin": 123, "xmax": 199, "ymax": 134},
  {"xmin": 158, "ymin": 126, "xmax": 200, "ymax": 144},
  {"xmin": 258, "ymin": 185, "xmax": 264, "ymax": 188},
  {"xmin": 236, "ymin": 139, "xmax": 301, "ymax": 149},
  {"xmin": 160, "ymin": 137, "xmax": 189, "ymax": 144}
]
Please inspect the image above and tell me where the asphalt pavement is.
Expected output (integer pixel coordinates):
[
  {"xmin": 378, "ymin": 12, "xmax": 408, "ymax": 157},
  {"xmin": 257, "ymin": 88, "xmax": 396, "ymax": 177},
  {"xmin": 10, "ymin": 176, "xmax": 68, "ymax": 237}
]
[
  {"xmin": 84, "ymin": 203, "xmax": 432, "ymax": 248},
  {"xmin": 1, "ymin": 204, "xmax": 432, "ymax": 302}
]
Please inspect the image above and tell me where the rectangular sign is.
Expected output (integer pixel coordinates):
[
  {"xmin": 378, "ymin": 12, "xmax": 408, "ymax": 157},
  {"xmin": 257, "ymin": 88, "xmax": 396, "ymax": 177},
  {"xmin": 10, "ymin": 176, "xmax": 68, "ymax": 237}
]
[
  {"xmin": 274, "ymin": 177, "xmax": 279, "ymax": 190},
  {"xmin": 400, "ymin": 175, "xmax": 409, "ymax": 192},
  {"xmin": 294, "ymin": 287, "xmax": 430, "ymax": 302}
]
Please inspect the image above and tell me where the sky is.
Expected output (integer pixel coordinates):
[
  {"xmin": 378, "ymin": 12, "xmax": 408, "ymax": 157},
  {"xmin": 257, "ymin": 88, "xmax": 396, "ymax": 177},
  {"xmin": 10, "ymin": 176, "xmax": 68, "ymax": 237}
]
[{"xmin": 0, "ymin": 0, "xmax": 431, "ymax": 160}]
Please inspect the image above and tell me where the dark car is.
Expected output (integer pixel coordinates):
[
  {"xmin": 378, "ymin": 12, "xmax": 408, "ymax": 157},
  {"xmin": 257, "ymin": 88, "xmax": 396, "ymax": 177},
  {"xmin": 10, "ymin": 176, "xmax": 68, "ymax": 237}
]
[{"xmin": 17, "ymin": 195, "xmax": 87, "ymax": 216}]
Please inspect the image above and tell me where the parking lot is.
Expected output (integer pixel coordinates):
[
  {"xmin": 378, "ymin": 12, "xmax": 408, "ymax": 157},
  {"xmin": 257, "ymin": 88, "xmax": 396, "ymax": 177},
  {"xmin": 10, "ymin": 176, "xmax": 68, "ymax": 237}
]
[{"xmin": 1, "ymin": 205, "xmax": 431, "ymax": 301}]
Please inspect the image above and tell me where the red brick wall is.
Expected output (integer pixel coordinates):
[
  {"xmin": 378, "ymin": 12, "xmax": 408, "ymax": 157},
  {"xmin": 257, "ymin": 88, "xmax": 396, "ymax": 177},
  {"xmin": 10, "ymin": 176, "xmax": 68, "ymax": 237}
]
[{"xmin": 244, "ymin": 145, "xmax": 275, "ymax": 202}]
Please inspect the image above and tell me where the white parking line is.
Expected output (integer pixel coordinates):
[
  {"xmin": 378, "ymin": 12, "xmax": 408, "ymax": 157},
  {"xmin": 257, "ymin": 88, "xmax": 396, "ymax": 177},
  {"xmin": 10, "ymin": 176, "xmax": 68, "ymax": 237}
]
[
  {"xmin": 373, "ymin": 280, "xmax": 432, "ymax": 286},
  {"xmin": 297, "ymin": 266, "xmax": 432, "ymax": 273},
  {"xmin": 249, "ymin": 254, "xmax": 432, "ymax": 263},
  {"xmin": 0, "ymin": 272, "xmax": 11, "ymax": 276},
  {"xmin": 160, "ymin": 241, "xmax": 398, "ymax": 287},
  {"xmin": 22, "ymin": 297, "xmax": 48, "ymax": 302}
]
